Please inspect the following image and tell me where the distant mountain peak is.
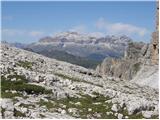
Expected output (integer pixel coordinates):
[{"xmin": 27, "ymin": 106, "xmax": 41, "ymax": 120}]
[{"xmin": 38, "ymin": 31, "xmax": 132, "ymax": 44}]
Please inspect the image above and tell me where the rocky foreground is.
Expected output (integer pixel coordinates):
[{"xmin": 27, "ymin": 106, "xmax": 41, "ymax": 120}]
[{"xmin": 0, "ymin": 44, "xmax": 159, "ymax": 119}]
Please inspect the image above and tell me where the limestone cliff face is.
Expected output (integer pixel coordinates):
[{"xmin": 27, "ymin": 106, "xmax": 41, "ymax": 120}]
[
  {"xmin": 96, "ymin": 41, "xmax": 153, "ymax": 80},
  {"xmin": 151, "ymin": 2, "xmax": 159, "ymax": 65}
]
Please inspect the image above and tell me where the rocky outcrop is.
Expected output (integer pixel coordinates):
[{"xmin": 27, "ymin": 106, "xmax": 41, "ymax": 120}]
[
  {"xmin": 151, "ymin": 2, "xmax": 159, "ymax": 65},
  {"xmin": 96, "ymin": 41, "xmax": 158, "ymax": 88},
  {"xmin": 96, "ymin": 57, "xmax": 142, "ymax": 80},
  {"xmin": 96, "ymin": 41, "xmax": 151, "ymax": 80},
  {"xmin": 96, "ymin": 4, "xmax": 159, "ymax": 88}
]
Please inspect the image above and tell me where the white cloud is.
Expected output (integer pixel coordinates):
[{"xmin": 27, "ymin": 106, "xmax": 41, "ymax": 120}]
[
  {"xmin": 96, "ymin": 18, "xmax": 149, "ymax": 37},
  {"xmin": 69, "ymin": 25, "xmax": 86, "ymax": 33},
  {"xmin": 2, "ymin": 29, "xmax": 44, "ymax": 37}
]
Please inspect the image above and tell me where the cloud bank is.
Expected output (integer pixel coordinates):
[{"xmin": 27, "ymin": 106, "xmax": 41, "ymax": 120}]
[{"xmin": 96, "ymin": 18, "xmax": 149, "ymax": 37}]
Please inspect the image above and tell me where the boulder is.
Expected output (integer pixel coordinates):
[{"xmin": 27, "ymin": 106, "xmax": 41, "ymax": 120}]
[{"xmin": 1, "ymin": 99, "xmax": 14, "ymax": 111}]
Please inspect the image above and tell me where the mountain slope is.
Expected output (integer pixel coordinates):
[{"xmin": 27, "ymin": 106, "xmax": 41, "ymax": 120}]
[
  {"xmin": 25, "ymin": 48, "xmax": 101, "ymax": 69},
  {"xmin": 1, "ymin": 43, "xmax": 159, "ymax": 119}
]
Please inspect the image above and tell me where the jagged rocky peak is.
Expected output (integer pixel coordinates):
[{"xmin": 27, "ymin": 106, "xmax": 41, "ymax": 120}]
[
  {"xmin": 38, "ymin": 31, "xmax": 132, "ymax": 44},
  {"xmin": 39, "ymin": 36, "xmax": 54, "ymax": 43}
]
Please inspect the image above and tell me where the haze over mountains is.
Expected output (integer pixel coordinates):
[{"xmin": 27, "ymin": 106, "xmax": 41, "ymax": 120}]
[{"xmin": 5, "ymin": 31, "xmax": 132, "ymax": 68}]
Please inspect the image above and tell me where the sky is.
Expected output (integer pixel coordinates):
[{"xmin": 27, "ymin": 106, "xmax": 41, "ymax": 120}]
[{"xmin": 2, "ymin": 1, "xmax": 157, "ymax": 43}]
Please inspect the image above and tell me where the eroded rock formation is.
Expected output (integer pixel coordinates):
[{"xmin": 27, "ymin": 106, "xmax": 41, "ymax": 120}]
[
  {"xmin": 96, "ymin": 3, "xmax": 159, "ymax": 88},
  {"xmin": 151, "ymin": 2, "xmax": 159, "ymax": 65}
]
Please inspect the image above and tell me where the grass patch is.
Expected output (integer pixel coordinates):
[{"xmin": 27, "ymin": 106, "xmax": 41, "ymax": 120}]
[
  {"xmin": 1, "ymin": 91, "xmax": 23, "ymax": 98},
  {"xmin": 19, "ymin": 103, "xmax": 35, "ymax": 108},
  {"xmin": 14, "ymin": 109, "xmax": 26, "ymax": 117},
  {"xmin": 40, "ymin": 114, "xmax": 46, "ymax": 118},
  {"xmin": 133, "ymin": 62, "xmax": 141, "ymax": 73},
  {"xmin": 16, "ymin": 61, "xmax": 33, "ymax": 69},
  {"xmin": 49, "ymin": 92, "xmax": 115, "ymax": 119},
  {"xmin": 1, "ymin": 74, "xmax": 52, "ymax": 97},
  {"xmin": 55, "ymin": 73, "xmax": 103, "ymax": 87},
  {"xmin": 38, "ymin": 99, "xmax": 55, "ymax": 110}
]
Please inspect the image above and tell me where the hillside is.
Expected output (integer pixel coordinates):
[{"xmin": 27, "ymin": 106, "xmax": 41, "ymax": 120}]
[
  {"xmin": 24, "ymin": 48, "xmax": 101, "ymax": 69},
  {"xmin": 1, "ymin": 44, "xmax": 158, "ymax": 119}
]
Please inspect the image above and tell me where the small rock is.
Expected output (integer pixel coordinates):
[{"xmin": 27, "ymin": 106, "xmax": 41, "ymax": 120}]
[
  {"xmin": 111, "ymin": 104, "xmax": 118, "ymax": 112},
  {"xmin": 88, "ymin": 108, "xmax": 92, "ymax": 112},
  {"xmin": 93, "ymin": 102, "xmax": 101, "ymax": 105},
  {"xmin": 61, "ymin": 110, "xmax": 66, "ymax": 114},
  {"xmin": 125, "ymin": 116, "xmax": 129, "ymax": 119},
  {"xmin": 21, "ymin": 107, "xmax": 28, "ymax": 114},
  {"xmin": 68, "ymin": 108, "xmax": 77, "ymax": 116},
  {"xmin": 106, "ymin": 111, "xmax": 113, "ymax": 115},
  {"xmin": 62, "ymin": 105, "xmax": 66, "ymax": 108},
  {"xmin": 41, "ymin": 98, "xmax": 48, "ymax": 102},
  {"xmin": 11, "ymin": 78, "xmax": 16, "ymax": 81},
  {"xmin": 94, "ymin": 113, "xmax": 101, "ymax": 118},
  {"xmin": 105, "ymin": 100, "xmax": 112, "ymax": 103},
  {"xmin": 1, "ymin": 99, "xmax": 14, "ymax": 111},
  {"xmin": 11, "ymin": 90, "xmax": 17, "ymax": 94},
  {"xmin": 75, "ymin": 102, "xmax": 81, "ymax": 105},
  {"xmin": 117, "ymin": 113, "xmax": 123, "ymax": 119},
  {"xmin": 4, "ymin": 111, "xmax": 14, "ymax": 119},
  {"xmin": 142, "ymin": 111, "xmax": 153, "ymax": 118},
  {"xmin": 114, "ymin": 113, "xmax": 118, "ymax": 117}
]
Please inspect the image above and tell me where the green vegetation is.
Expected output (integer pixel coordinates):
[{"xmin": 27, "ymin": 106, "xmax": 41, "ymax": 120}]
[
  {"xmin": 35, "ymin": 49, "xmax": 101, "ymax": 69},
  {"xmin": 54, "ymin": 73, "xmax": 103, "ymax": 87},
  {"xmin": 19, "ymin": 103, "xmax": 35, "ymax": 108},
  {"xmin": 36, "ymin": 92, "xmax": 158, "ymax": 119},
  {"xmin": 38, "ymin": 99, "xmax": 55, "ymax": 110},
  {"xmin": 1, "ymin": 92, "xmax": 23, "ymax": 98},
  {"xmin": 133, "ymin": 62, "xmax": 141, "ymax": 73},
  {"xmin": 7, "ymin": 74, "xmax": 27, "ymax": 83},
  {"xmin": 16, "ymin": 61, "xmax": 33, "ymax": 69},
  {"xmin": 37, "ymin": 92, "xmax": 115, "ymax": 119},
  {"xmin": 1, "ymin": 107, "xmax": 5, "ymax": 118},
  {"xmin": 39, "ymin": 114, "xmax": 46, "ymax": 118},
  {"xmin": 1, "ymin": 74, "xmax": 52, "ymax": 98},
  {"xmin": 14, "ymin": 109, "xmax": 26, "ymax": 117}
]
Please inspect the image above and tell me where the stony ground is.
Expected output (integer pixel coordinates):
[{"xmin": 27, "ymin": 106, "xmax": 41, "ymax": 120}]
[{"xmin": 0, "ymin": 44, "xmax": 159, "ymax": 119}]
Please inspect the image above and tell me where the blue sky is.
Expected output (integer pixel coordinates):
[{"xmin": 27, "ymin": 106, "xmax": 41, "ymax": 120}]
[{"xmin": 2, "ymin": 1, "xmax": 157, "ymax": 43}]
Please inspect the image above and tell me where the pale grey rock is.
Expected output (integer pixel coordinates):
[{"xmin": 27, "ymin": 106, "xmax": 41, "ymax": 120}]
[
  {"xmin": 68, "ymin": 108, "xmax": 78, "ymax": 116},
  {"xmin": 142, "ymin": 111, "xmax": 153, "ymax": 118},
  {"xmin": 117, "ymin": 113, "xmax": 123, "ymax": 119},
  {"xmin": 88, "ymin": 108, "xmax": 92, "ymax": 112},
  {"xmin": 4, "ymin": 111, "xmax": 14, "ymax": 119},
  {"xmin": 114, "ymin": 113, "xmax": 118, "ymax": 117},
  {"xmin": 111, "ymin": 104, "xmax": 118, "ymax": 112},
  {"xmin": 75, "ymin": 102, "xmax": 81, "ymax": 106},
  {"xmin": 125, "ymin": 116, "xmax": 129, "ymax": 119},
  {"xmin": 1, "ymin": 99, "xmax": 14, "ymax": 111},
  {"xmin": 20, "ymin": 107, "xmax": 28, "ymax": 114},
  {"xmin": 131, "ymin": 65, "xmax": 159, "ymax": 89},
  {"xmin": 61, "ymin": 110, "xmax": 66, "ymax": 114}
]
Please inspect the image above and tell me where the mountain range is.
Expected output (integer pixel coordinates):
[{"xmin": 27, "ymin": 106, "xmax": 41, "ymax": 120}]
[{"xmin": 2, "ymin": 32, "xmax": 132, "ymax": 69}]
